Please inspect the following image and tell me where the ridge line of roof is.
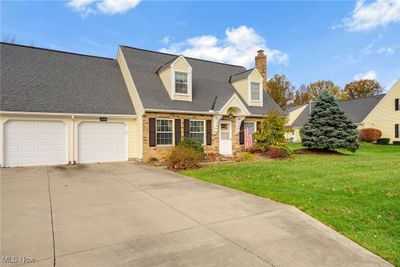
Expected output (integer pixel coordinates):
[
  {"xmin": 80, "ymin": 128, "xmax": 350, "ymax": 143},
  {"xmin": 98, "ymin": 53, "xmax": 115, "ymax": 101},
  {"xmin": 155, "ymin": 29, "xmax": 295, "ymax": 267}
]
[
  {"xmin": 120, "ymin": 44, "xmax": 247, "ymax": 69},
  {"xmin": 289, "ymin": 93, "xmax": 386, "ymax": 110},
  {"xmin": 0, "ymin": 42, "xmax": 116, "ymax": 61}
]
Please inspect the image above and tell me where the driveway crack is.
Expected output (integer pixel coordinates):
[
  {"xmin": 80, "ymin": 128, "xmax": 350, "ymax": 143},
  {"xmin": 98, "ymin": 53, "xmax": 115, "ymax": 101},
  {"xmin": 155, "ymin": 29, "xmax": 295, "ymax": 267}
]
[{"xmin": 46, "ymin": 167, "xmax": 56, "ymax": 267}]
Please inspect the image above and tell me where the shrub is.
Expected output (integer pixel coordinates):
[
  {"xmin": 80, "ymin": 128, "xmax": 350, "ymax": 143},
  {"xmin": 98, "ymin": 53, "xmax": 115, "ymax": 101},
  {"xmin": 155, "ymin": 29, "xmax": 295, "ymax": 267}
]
[
  {"xmin": 205, "ymin": 152, "xmax": 220, "ymax": 161},
  {"xmin": 254, "ymin": 110, "xmax": 286, "ymax": 147},
  {"xmin": 235, "ymin": 152, "xmax": 256, "ymax": 162},
  {"xmin": 376, "ymin": 138, "xmax": 390, "ymax": 145},
  {"xmin": 267, "ymin": 146, "xmax": 290, "ymax": 159},
  {"xmin": 179, "ymin": 138, "xmax": 205, "ymax": 155},
  {"xmin": 146, "ymin": 157, "xmax": 160, "ymax": 166},
  {"xmin": 243, "ymin": 143, "xmax": 267, "ymax": 154},
  {"xmin": 301, "ymin": 92, "xmax": 359, "ymax": 152},
  {"xmin": 393, "ymin": 141, "xmax": 400, "ymax": 146},
  {"xmin": 166, "ymin": 146, "xmax": 203, "ymax": 170},
  {"xmin": 359, "ymin": 128, "xmax": 382, "ymax": 142}
]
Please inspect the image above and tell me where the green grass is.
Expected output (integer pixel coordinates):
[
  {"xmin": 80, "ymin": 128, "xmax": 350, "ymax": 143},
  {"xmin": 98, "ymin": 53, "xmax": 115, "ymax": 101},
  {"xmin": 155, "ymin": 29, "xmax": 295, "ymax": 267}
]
[{"xmin": 182, "ymin": 143, "xmax": 400, "ymax": 265}]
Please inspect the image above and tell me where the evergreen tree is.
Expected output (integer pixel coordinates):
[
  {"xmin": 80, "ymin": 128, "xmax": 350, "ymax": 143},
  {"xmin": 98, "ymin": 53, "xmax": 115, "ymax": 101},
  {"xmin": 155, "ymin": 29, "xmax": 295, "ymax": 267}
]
[{"xmin": 301, "ymin": 92, "xmax": 359, "ymax": 152}]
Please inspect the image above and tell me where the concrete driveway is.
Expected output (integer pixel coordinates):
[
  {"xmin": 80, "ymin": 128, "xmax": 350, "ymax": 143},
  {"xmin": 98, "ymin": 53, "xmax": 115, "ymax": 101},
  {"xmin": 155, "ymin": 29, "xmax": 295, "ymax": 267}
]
[{"xmin": 1, "ymin": 162, "xmax": 392, "ymax": 267}]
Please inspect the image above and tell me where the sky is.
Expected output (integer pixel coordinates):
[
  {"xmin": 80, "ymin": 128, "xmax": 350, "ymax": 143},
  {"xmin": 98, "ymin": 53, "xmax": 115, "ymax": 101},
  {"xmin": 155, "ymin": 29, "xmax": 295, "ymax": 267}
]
[{"xmin": 1, "ymin": 0, "xmax": 400, "ymax": 91}]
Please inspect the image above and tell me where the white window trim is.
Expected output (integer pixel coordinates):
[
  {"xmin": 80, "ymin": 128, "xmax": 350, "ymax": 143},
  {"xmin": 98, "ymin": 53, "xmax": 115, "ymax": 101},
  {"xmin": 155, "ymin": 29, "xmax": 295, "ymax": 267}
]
[
  {"xmin": 155, "ymin": 118, "xmax": 174, "ymax": 147},
  {"xmin": 249, "ymin": 81, "xmax": 262, "ymax": 102},
  {"xmin": 247, "ymin": 69, "xmax": 264, "ymax": 106},
  {"xmin": 189, "ymin": 119, "xmax": 206, "ymax": 145},
  {"xmin": 243, "ymin": 121, "xmax": 256, "ymax": 131},
  {"xmin": 173, "ymin": 71, "xmax": 190, "ymax": 95},
  {"xmin": 170, "ymin": 55, "xmax": 193, "ymax": 101}
]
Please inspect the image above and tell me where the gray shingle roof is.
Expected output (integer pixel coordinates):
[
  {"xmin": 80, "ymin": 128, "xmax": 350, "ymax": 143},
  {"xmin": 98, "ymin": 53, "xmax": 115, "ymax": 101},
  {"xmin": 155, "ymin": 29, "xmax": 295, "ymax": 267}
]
[
  {"xmin": 0, "ymin": 43, "xmax": 135, "ymax": 115},
  {"xmin": 291, "ymin": 94, "xmax": 385, "ymax": 128},
  {"xmin": 229, "ymin": 69, "xmax": 254, "ymax": 83},
  {"xmin": 120, "ymin": 46, "xmax": 283, "ymax": 115}
]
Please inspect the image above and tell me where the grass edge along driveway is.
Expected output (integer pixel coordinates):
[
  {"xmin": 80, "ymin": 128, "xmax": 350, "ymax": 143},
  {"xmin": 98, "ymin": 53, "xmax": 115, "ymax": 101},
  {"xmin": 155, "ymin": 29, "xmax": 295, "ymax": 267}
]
[{"xmin": 181, "ymin": 143, "xmax": 400, "ymax": 265}]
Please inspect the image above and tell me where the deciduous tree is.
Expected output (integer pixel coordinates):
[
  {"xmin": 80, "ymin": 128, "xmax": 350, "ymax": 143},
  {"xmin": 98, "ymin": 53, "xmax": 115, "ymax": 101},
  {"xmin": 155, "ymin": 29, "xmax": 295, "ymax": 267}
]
[
  {"xmin": 343, "ymin": 79, "xmax": 383, "ymax": 99},
  {"xmin": 292, "ymin": 84, "xmax": 310, "ymax": 106},
  {"xmin": 306, "ymin": 80, "xmax": 344, "ymax": 100},
  {"xmin": 266, "ymin": 74, "xmax": 294, "ymax": 110}
]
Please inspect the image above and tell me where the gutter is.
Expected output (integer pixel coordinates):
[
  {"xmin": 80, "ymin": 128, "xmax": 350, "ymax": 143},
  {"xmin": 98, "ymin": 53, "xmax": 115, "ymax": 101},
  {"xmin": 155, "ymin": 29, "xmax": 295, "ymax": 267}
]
[{"xmin": 0, "ymin": 111, "xmax": 137, "ymax": 118}]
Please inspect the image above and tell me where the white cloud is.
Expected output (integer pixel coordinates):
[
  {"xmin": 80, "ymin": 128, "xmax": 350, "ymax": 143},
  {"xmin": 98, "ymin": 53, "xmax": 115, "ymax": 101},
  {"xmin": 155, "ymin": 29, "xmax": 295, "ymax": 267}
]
[
  {"xmin": 353, "ymin": 70, "xmax": 378, "ymax": 80},
  {"xmin": 160, "ymin": 26, "xmax": 289, "ymax": 68},
  {"xmin": 341, "ymin": 0, "xmax": 400, "ymax": 31},
  {"xmin": 67, "ymin": 0, "xmax": 141, "ymax": 15},
  {"xmin": 378, "ymin": 47, "xmax": 395, "ymax": 55},
  {"xmin": 161, "ymin": 36, "xmax": 173, "ymax": 45}
]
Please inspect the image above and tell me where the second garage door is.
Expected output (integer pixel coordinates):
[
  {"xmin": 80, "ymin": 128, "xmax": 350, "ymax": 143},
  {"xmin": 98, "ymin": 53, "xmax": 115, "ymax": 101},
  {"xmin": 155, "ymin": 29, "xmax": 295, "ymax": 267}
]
[{"xmin": 78, "ymin": 122, "xmax": 128, "ymax": 163}]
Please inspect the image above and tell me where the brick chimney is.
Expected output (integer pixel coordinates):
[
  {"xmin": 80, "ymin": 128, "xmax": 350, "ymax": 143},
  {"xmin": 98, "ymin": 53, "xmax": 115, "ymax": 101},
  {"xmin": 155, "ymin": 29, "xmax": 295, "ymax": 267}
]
[{"xmin": 255, "ymin": 50, "xmax": 267, "ymax": 90}]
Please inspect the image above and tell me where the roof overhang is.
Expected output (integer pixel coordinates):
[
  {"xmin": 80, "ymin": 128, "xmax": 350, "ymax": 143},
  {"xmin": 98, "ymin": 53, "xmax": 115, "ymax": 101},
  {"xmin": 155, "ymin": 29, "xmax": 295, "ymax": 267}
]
[{"xmin": 0, "ymin": 111, "xmax": 137, "ymax": 118}]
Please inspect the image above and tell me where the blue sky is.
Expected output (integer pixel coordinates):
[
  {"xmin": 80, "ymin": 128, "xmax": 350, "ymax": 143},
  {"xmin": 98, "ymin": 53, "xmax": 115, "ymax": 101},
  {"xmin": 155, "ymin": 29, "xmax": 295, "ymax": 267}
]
[{"xmin": 1, "ymin": 0, "xmax": 399, "ymax": 90}]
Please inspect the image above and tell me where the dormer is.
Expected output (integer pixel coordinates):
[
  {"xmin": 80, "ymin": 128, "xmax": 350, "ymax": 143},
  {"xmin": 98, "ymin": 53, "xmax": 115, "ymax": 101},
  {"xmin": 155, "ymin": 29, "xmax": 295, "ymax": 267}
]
[
  {"xmin": 230, "ymin": 68, "xmax": 264, "ymax": 107},
  {"xmin": 157, "ymin": 55, "xmax": 192, "ymax": 102}
]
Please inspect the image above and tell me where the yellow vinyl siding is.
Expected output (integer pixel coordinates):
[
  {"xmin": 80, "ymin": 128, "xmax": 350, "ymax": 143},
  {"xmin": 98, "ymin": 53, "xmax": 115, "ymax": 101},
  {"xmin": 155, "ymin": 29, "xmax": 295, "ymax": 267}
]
[
  {"xmin": 363, "ymin": 80, "xmax": 400, "ymax": 143},
  {"xmin": 117, "ymin": 47, "xmax": 144, "ymax": 158},
  {"xmin": 173, "ymin": 57, "xmax": 190, "ymax": 72},
  {"xmin": 158, "ymin": 68, "xmax": 172, "ymax": 97},
  {"xmin": 231, "ymin": 70, "xmax": 263, "ymax": 107}
]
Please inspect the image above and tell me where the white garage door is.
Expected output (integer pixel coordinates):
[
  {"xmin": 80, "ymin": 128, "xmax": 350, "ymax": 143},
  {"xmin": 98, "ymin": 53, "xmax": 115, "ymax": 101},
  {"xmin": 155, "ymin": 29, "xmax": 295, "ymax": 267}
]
[
  {"xmin": 4, "ymin": 120, "xmax": 68, "ymax": 167},
  {"xmin": 78, "ymin": 122, "xmax": 128, "ymax": 164}
]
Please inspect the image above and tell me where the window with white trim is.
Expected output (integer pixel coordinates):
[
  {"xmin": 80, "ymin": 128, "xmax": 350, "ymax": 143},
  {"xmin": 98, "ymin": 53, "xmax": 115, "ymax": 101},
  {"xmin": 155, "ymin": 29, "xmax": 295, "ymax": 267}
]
[
  {"xmin": 250, "ymin": 82, "xmax": 261, "ymax": 101},
  {"xmin": 189, "ymin": 120, "xmax": 205, "ymax": 144},
  {"xmin": 175, "ymin": 72, "xmax": 188, "ymax": 94},
  {"xmin": 156, "ymin": 119, "xmax": 173, "ymax": 145}
]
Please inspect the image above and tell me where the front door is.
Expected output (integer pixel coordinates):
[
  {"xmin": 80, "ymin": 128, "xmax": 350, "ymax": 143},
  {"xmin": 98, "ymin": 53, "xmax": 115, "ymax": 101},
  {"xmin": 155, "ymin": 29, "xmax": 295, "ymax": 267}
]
[{"xmin": 219, "ymin": 121, "xmax": 232, "ymax": 155}]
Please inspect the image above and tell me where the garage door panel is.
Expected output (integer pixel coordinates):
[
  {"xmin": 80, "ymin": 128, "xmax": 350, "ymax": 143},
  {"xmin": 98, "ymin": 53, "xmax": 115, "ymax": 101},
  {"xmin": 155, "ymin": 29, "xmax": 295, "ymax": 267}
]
[
  {"xmin": 4, "ymin": 120, "xmax": 68, "ymax": 167},
  {"xmin": 78, "ymin": 122, "xmax": 127, "ymax": 164}
]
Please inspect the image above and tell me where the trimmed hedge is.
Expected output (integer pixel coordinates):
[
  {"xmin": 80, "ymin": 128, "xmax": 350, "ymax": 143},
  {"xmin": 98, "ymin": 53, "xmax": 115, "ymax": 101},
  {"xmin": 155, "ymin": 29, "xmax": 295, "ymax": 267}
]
[
  {"xmin": 376, "ymin": 138, "xmax": 390, "ymax": 145},
  {"xmin": 393, "ymin": 141, "xmax": 400, "ymax": 146}
]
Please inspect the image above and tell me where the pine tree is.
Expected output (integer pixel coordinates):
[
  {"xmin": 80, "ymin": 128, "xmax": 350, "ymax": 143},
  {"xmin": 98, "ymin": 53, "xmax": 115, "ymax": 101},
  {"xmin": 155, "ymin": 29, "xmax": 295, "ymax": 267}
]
[{"xmin": 301, "ymin": 91, "xmax": 359, "ymax": 152}]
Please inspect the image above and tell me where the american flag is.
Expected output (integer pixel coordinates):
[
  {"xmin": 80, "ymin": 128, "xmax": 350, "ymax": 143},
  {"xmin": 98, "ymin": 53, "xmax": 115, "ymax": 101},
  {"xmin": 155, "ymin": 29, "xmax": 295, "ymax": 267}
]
[{"xmin": 244, "ymin": 127, "xmax": 254, "ymax": 149}]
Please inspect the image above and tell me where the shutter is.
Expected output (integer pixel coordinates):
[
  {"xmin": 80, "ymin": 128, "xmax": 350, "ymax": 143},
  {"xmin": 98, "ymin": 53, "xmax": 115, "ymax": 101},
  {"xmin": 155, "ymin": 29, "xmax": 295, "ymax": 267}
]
[
  {"xmin": 184, "ymin": 119, "xmax": 190, "ymax": 138},
  {"xmin": 149, "ymin": 118, "xmax": 156, "ymax": 147},
  {"xmin": 175, "ymin": 119, "xmax": 181, "ymax": 145},
  {"xmin": 206, "ymin": 120, "xmax": 212, "ymax": 145},
  {"xmin": 396, "ymin": 99, "xmax": 399, "ymax": 111},
  {"xmin": 239, "ymin": 121, "xmax": 244, "ymax": 145},
  {"xmin": 395, "ymin": 124, "xmax": 399, "ymax": 138}
]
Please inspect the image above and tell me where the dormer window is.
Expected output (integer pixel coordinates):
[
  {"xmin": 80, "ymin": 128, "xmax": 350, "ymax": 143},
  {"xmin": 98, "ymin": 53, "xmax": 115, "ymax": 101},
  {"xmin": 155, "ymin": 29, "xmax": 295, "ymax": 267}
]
[
  {"xmin": 175, "ymin": 72, "xmax": 188, "ymax": 94},
  {"xmin": 250, "ymin": 82, "xmax": 261, "ymax": 101}
]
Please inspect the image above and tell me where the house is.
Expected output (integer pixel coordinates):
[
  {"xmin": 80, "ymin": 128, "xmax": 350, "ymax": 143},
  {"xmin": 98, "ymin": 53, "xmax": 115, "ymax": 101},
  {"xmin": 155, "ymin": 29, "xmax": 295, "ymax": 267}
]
[
  {"xmin": 286, "ymin": 80, "xmax": 400, "ymax": 143},
  {"xmin": 0, "ymin": 43, "xmax": 283, "ymax": 167}
]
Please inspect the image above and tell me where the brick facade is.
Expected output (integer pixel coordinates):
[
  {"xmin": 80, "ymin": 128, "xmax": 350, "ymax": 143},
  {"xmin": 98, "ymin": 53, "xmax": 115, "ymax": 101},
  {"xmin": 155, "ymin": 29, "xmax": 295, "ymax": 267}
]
[{"xmin": 142, "ymin": 112, "xmax": 263, "ymax": 161}]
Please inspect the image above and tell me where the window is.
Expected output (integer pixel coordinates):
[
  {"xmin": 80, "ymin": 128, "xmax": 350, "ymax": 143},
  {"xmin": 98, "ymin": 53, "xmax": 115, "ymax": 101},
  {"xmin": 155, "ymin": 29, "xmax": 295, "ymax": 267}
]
[
  {"xmin": 175, "ymin": 72, "xmax": 188, "ymax": 94},
  {"xmin": 189, "ymin": 120, "xmax": 205, "ymax": 144},
  {"xmin": 396, "ymin": 99, "xmax": 399, "ymax": 111},
  {"xmin": 250, "ymin": 82, "xmax": 260, "ymax": 101},
  {"xmin": 243, "ymin": 121, "xmax": 256, "ymax": 133},
  {"xmin": 156, "ymin": 119, "xmax": 173, "ymax": 145}
]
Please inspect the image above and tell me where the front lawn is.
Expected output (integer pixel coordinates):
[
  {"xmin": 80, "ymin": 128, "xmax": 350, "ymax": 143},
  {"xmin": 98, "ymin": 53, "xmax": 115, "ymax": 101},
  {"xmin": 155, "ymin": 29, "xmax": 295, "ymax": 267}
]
[{"xmin": 182, "ymin": 143, "xmax": 400, "ymax": 265}]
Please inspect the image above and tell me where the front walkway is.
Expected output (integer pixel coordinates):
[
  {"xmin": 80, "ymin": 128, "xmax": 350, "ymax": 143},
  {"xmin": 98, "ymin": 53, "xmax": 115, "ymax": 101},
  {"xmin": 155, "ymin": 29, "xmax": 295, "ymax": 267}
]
[{"xmin": 1, "ymin": 162, "xmax": 392, "ymax": 266}]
